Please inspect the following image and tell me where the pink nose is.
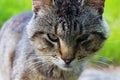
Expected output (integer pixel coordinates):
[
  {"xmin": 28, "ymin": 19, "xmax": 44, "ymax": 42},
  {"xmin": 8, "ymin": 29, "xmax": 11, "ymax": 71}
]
[{"xmin": 62, "ymin": 58, "xmax": 74, "ymax": 65}]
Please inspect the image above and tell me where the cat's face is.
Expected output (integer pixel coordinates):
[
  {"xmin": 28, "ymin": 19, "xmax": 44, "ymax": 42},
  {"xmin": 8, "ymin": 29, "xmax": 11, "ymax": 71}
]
[{"xmin": 27, "ymin": 0, "xmax": 109, "ymax": 71}]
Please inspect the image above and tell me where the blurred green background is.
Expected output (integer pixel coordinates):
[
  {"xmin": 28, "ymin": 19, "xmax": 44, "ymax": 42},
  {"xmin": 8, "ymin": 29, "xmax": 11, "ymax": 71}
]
[{"xmin": 0, "ymin": 0, "xmax": 120, "ymax": 64}]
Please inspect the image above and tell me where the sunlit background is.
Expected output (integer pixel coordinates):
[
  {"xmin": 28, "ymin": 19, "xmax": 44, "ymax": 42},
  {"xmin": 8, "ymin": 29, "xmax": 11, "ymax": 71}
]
[{"xmin": 0, "ymin": 0, "xmax": 120, "ymax": 65}]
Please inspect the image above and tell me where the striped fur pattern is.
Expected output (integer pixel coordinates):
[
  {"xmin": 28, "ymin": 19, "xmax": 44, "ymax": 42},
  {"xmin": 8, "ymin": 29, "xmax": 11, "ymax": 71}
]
[{"xmin": 0, "ymin": 0, "xmax": 109, "ymax": 80}]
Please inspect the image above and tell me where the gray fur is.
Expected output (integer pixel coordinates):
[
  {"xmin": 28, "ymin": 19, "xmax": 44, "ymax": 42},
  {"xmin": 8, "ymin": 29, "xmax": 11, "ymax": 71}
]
[{"xmin": 0, "ymin": 0, "xmax": 109, "ymax": 80}]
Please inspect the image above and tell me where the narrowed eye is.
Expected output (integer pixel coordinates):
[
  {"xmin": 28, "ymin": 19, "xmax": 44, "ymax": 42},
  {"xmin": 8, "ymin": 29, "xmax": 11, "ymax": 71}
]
[
  {"xmin": 47, "ymin": 34, "xmax": 59, "ymax": 42},
  {"xmin": 76, "ymin": 34, "xmax": 89, "ymax": 43}
]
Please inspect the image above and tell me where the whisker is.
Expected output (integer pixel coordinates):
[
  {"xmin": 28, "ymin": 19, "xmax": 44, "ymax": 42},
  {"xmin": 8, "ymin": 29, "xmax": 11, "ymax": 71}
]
[
  {"xmin": 23, "ymin": 57, "xmax": 41, "ymax": 64},
  {"xmin": 97, "ymin": 55, "xmax": 113, "ymax": 62},
  {"xmin": 26, "ymin": 60, "xmax": 54, "ymax": 74},
  {"xmin": 94, "ymin": 60, "xmax": 109, "ymax": 66},
  {"xmin": 23, "ymin": 55, "xmax": 54, "ymax": 65},
  {"xmin": 89, "ymin": 63, "xmax": 105, "ymax": 71},
  {"xmin": 82, "ymin": 54, "xmax": 113, "ymax": 72}
]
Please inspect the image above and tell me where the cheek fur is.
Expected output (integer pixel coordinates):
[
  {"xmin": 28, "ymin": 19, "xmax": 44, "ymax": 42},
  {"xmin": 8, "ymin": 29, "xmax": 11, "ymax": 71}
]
[
  {"xmin": 31, "ymin": 36, "xmax": 56, "ymax": 52},
  {"xmin": 75, "ymin": 43, "xmax": 102, "ymax": 59}
]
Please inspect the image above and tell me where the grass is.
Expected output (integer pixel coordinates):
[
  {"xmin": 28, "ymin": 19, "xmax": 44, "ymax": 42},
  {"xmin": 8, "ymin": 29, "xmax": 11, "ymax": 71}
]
[
  {"xmin": 0, "ymin": 0, "xmax": 120, "ymax": 64},
  {"xmin": 0, "ymin": 0, "xmax": 31, "ymax": 26},
  {"xmin": 98, "ymin": 0, "xmax": 120, "ymax": 64}
]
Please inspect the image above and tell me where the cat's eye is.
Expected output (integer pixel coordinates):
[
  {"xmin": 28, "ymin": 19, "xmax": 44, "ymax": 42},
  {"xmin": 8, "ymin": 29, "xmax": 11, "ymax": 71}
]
[
  {"xmin": 76, "ymin": 34, "xmax": 89, "ymax": 43},
  {"xmin": 47, "ymin": 34, "xmax": 59, "ymax": 42}
]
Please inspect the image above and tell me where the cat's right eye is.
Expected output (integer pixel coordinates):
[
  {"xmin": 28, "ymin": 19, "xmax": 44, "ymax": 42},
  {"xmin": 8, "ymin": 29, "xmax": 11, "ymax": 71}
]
[
  {"xmin": 76, "ymin": 34, "xmax": 89, "ymax": 43},
  {"xmin": 47, "ymin": 34, "xmax": 59, "ymax": 42}
]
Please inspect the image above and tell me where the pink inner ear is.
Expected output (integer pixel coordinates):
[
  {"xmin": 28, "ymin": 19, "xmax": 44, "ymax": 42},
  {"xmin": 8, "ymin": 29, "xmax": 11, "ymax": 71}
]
[
  {"xmin": 33, "ymin": 5, "xmax": 41, "ymax": 13},
  {"xmin": 32, "ymin": 0, "xmax": 41, "ymax": 13},
  {"xmin": 32, "ymin": 0, "xmax": 53, "ymax": 12}
]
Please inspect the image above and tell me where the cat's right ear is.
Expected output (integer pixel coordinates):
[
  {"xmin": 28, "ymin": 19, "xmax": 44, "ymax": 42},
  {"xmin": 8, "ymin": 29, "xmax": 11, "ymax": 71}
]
[
  {"xmin": 32, "ymin": 0, "xmax": 41, "ymax": 13},
  {"xmin": 32, "ymin": 0, "xmax": 52, "ymax": 13},
  {"xmin": 84, "ymin": 0, "xmax": 105, "ymax": 15}
]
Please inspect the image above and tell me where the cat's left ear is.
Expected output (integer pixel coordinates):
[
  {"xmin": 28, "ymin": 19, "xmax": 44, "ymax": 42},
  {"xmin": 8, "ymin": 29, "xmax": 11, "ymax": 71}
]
[
  {"xmin": 32, "ymin": 0, "xmax": 53, "ymax": 13},
  {"xmin": 84, "ymin": 0, "xmax": 105, "ymax": 15}
]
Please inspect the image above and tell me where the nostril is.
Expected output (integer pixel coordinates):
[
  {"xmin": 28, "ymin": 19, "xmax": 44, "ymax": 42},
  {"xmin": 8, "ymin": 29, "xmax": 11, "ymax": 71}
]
[{"xmin": 62, "ymin": 58, "xmax": 74, "ymax": 65}]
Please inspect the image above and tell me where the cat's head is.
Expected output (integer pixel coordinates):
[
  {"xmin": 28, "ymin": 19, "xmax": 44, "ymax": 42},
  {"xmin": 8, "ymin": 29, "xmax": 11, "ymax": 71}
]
[{"xmin": 27, "ymin": 0, "xmax": 109, "ymax": 71}]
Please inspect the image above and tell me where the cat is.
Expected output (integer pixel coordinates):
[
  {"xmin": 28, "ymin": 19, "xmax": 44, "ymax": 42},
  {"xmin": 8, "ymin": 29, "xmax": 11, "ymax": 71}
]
[{"xmin": 0, "ymin": 0, "xmax": 109, "ymax": 80}]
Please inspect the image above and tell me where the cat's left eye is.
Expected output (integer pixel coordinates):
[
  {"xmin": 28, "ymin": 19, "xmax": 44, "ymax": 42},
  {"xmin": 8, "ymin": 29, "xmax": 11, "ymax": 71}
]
[{"xmin": 47, "ymin": 34, "xmax": 59, "ymax": 42}]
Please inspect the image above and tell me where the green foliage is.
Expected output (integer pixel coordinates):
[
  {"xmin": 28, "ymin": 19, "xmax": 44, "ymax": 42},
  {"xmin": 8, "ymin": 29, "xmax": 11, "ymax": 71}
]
[
  {"xmin": 0, "ymin": 0, "xmax": 31, "ymax": 26},
  {"xmin": 97, "ymin": 0, "xmax": 120, "ymax": 64},
  {"xmin": 0, "ymin": 0, "xmax": 120, "ymax": 64}
]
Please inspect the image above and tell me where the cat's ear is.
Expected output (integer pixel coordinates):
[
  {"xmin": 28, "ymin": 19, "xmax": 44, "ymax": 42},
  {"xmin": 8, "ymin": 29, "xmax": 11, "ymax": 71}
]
[
  {"xmin": 84, "ymin": 0, "xmax": 105, "ymax": 15},
  {"xmin": 32, "ymin": 0, "xmax": 53, "ymax": 13}
]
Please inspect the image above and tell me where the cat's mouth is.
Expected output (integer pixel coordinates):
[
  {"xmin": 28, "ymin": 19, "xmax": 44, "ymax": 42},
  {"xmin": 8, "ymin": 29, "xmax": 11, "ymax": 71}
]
[
  {"xmin": 57, "ymin": 64, "xmax": 73, "ymax": 71},
  {"xmin": 64, "ymin": 64, "xmax": 72, "ymax": 68},
  {"xmin": 64, "ymin": 65, "xmax": 73, "ymax": 70},
  {"xmin": 60, "ymin": 66, "xmax": 72, "ymax": 71},
  {"xmin": 52, "ymin": 57, "xmax": 75, "ymax": 71},
  {"xmin": 53, "ymin": 61, "xmax": 73, "ymax": 71}
]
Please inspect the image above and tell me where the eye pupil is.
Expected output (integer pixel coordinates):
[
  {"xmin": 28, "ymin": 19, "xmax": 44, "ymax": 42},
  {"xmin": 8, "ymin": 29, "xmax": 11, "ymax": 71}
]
[{"xmin": 47, "ymin": 34, "xmax": 59, "ymax": 42}]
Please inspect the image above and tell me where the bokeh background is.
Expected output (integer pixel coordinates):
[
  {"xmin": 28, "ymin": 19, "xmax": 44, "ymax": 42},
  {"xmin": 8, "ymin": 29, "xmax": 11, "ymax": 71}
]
[{"xmin": 0, "ymin": 0, "xmax": 120, "ymax": 65}]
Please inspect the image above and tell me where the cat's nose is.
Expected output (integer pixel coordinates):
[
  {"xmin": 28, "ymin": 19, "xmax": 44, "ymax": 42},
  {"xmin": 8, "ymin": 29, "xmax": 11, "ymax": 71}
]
[{"xmin": 62, "ymin": 58, "xmax": 74, "ymax": 65}]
